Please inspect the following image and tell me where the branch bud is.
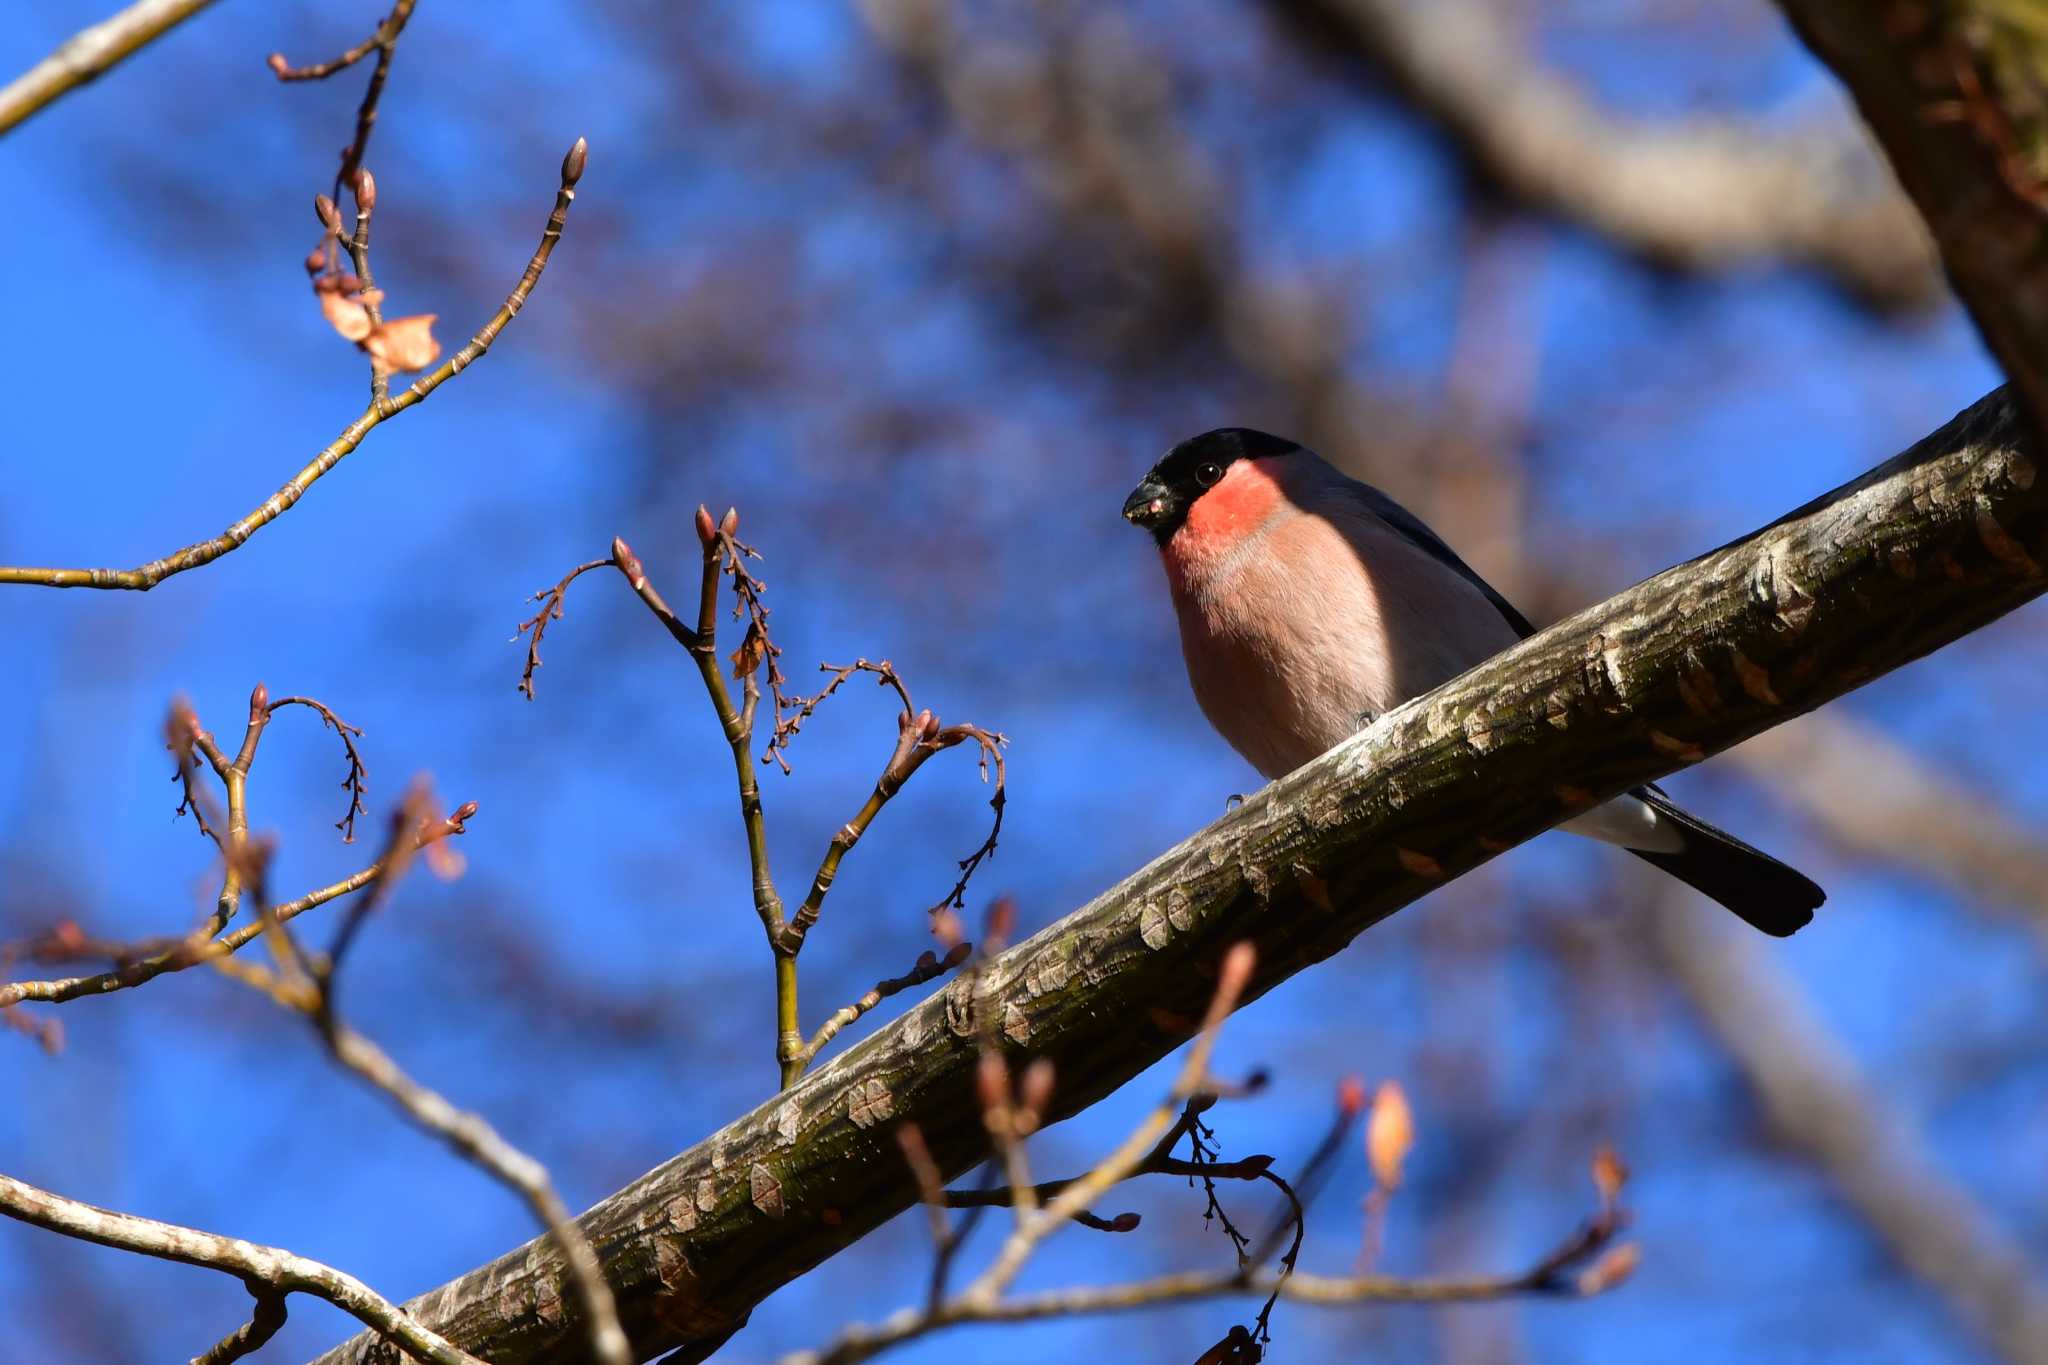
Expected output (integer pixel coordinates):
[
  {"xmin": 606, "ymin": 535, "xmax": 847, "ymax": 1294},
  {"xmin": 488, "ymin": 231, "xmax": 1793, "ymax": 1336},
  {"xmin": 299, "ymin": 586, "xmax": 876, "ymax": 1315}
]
[
  {"xmin": 304, "ymin": 248, "xmax": 326, "ymax": 275},
  {"xmin": 694, "ymin": 505, "xmax": 716, "ymax": 545},
  {"xmin": 249, "ymin": 682, "xmax": 269, "ymax": 716},
  {"xmin": 450, "ymin": 800, "xmax": 480, "ymax": 826},
  {"xmin": 562, "ymin": 137, "xmax": 589, "ymax": 187},
  {"xmin": 352, "ymin": 167, "xmax": 377, "ymax": 217},
  {"xmin": 975, "ymin": 1050, "xmax": 1010, "ymax": 1124},
  {"xmin": 1105, "ymin": 1212, "xmax": 1142, "ymax": 1233},
  {"xmin": 1216, "ymin": 940, "xmax": 1256, "ymax": 1009},
  {"xmin": 985, "ymin": 896, "xmax": 1016, "ymax": 950},
  {"xmin": 314, "ymin": 194, "xmax": 341, "ymax": 232},
  {"xmin": 720, "ymin": 507, "xmax": 738, "ymax": 536},
  {"xmin": 610, "ymin": 536, "xmax": 643, "ymax": 583},
  {"xmin": 1018, "ymin": 1058, "xmax": 1054, "ymax": 1128},
  {"xmin": 1337, "ymin": 1074, "xmax": 1367, "ymax": 1117},
  {"xmin": 266, "ymin": 53, "xmax": 289, "ymax": 76}
]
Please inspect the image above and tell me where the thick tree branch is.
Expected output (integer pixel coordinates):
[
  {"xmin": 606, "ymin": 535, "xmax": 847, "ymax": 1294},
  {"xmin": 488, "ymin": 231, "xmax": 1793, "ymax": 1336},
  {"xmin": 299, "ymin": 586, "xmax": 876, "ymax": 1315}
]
[
  {"xmin": 1776, "ymin": 2, "xmax": 2048, "ymax": 424},
  {"xmin": 1272, "ymin": 0, "xmax": 1941, "ymax": 310},
  {"xmin": 310, "ymin": 387, "xmax": 2047, "ymax": 1365},
  {"xmin": 0, "ymin": 0, "xmax": 217, "ymax": 137}
]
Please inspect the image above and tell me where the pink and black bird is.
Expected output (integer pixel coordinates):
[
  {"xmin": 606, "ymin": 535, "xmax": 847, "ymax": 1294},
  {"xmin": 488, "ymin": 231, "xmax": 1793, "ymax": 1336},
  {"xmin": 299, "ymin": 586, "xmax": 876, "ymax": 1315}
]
[{"xmin": 1123, "ymin": 428, "xmax": 1822, "ymax": 935}]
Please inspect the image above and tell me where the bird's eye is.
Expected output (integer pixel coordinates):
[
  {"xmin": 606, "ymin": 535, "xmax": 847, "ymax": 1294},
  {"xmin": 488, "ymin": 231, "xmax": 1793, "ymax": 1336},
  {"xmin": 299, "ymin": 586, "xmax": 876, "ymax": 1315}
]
[{"xmin": 1195, "ymin": 462, "xmax": 1224, "ymax": 487}]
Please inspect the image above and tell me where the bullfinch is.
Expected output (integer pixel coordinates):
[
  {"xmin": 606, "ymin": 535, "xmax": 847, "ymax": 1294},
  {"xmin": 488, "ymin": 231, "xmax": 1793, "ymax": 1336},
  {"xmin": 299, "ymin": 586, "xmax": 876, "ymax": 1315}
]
[{"xmin": 1123, "ymin": 427, "xmax": 1822, "ymax": 936}]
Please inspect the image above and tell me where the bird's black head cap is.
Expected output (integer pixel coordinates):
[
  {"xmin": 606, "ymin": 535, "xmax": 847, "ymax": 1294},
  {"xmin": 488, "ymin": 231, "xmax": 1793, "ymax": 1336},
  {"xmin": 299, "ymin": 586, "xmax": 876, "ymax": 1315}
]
[{"xmin": 1122, "ymin": 428, "xmax": 1303, "ymax": 544}]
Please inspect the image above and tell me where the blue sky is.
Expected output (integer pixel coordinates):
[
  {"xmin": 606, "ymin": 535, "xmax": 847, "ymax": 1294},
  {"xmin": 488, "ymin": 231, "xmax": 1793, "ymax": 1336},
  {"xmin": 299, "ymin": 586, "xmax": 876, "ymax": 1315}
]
[{"xmin": 3, "ymin": 4, "xmax": 2041, "ymax": 1363}]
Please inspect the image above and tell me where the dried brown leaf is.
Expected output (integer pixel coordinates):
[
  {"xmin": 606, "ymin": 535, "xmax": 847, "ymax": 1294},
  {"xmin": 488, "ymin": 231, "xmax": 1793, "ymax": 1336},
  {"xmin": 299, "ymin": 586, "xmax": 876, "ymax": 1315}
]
[
  {"xmin": 730, "ymin": 621, "xmax": 767, "ymax": 680},
  {"xmin": 363, "ymin": 313, "xmax": 441, "ymax": 375},
  {"xmin": 318, "ymin": 285, "xmax": 374, "ymax": 343}
]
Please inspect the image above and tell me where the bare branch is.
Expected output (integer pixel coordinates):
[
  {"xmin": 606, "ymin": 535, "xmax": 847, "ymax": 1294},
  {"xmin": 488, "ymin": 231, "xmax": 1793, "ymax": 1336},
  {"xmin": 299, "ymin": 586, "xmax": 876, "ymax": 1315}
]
[
  {"xmin": 267, "ymin": 1, "xmax": 419, "ymax": 206},
  {"xmin": 1774, "ymin": 3, "xmax": 2048, "ymax": 424},
  {"xmin": 0, "ymin": 0, "xmax": 219, "ymax": 138},
  {"xmin": 1271, "ymin": 0, "xmax": 1940, "ymax": 309},
  {"xmin": 267, "ymin": 695, "xmax": 371, "ymax": 843},
  {"xmin": 0, "ymin": 137, "xmax": 588, "ymax": 590},
  {"xmin": 0, "ymin": 805, "xmax": 474, "ymax": 1013},
  {"xmin": 0, "ymin": 1171, "xmax": 487, "ymax": 1365},
  {"xmin": 192, "ymin": 1285, "xmax": 288, "ymax": 1365}
]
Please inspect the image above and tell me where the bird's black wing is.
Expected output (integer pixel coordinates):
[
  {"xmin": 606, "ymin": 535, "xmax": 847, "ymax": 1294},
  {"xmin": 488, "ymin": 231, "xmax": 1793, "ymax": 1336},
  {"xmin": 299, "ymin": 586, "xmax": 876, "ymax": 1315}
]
[{"xmin": 1345, "ymin": 483, "xmax": 1541, "ymax": 639}]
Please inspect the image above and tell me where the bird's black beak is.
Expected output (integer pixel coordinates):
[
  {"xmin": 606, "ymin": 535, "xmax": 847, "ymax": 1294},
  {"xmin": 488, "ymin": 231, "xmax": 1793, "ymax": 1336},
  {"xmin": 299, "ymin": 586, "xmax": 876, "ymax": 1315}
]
[{"xmin": 1122, "ymin": 473, "xmax": 1176, "ymax": 531}]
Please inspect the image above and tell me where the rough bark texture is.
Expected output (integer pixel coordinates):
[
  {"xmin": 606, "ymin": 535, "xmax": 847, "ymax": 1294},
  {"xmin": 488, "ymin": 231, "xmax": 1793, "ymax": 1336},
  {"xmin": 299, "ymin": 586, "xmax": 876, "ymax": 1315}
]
[
  {"xmin": 305, "ymin": 385, "xmax": 2046, "ymax": 1365},
  {"xmin": 1775, "ymin": 2, "xmax": 2048, "ymax": 422}
]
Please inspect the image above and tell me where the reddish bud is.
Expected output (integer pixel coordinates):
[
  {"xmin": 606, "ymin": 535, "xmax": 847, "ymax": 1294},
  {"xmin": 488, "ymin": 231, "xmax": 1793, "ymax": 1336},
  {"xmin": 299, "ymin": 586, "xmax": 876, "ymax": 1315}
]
[
  {"xmin": 1337, "ymin": 1074, "xmax": 1367, "ymax": 1117},
  {"xmin": 353, "ymin": 168, "xmax": 377, "ymax": 216},
  {"xmin": 720, "ymin": 507, "xmax": 738, "ymax": 536},
  {"xmin": 314, "ymin": 194, "xmax": 341, "ymax": 231},
  {"xmin": 1591, "ymin": 1144, "xmax": 1629, "ymax": 1211},
  {"xmin": 1576, "ymin": 1242, "xmax": 1641, "ymax": 1295},
  {"xmin": 1216, "ymin": 941, "xmax": 1256, "ymax": 1008},
  {"xmin": 1366, "ymin": 1081, "xmax": 1415, "ymax": 1190},
  {"xmin": 1105, "ymin": 1211, "xmax": 1142, "ymax": 1233},
  {"xmin": 975, "ymin": 1050, "xmax": 1010, "ymax": 1119},
  {"xmin": 451, "ymin": 800, "xmax": 480, "ymax": 825},
  {"xmin": 304, "ymin": 248, "xmax": 326, "ymax": 275},
  {"xmin": 249, "ymin": 681, "xmax": 269, "ymax": 715},
  {"xmin": 562, "ymin": 136, "xmax": 589, "ymax": 187},
  {"xmin": 266, "ymin": 52, "xmax": 289, "ymax": 76},
  {"xmin": 919, "ymin": 711, "xmax": 942, "ymax": 742},
  {"xmin": 1019, "ymin": 1058, "xmax": 1055, "ymax": 1123},
  {"xmin": 985, "ymin": 896, "xmax": 1017, "ymax": 949},
  {"xmin": 610, "ymin": 536, "xmax": 643, "ymax": 582},
  {"xmin": 694, "ymin": 505, "xmax": 716, "ymax": 544}
]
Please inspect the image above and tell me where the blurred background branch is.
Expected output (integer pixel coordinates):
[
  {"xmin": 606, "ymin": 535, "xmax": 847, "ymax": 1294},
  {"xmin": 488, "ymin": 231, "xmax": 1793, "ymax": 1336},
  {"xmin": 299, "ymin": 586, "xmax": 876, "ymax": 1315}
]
[{"xmin": 0, "ymin": 0, "xmax": 218, "ymax": 137}]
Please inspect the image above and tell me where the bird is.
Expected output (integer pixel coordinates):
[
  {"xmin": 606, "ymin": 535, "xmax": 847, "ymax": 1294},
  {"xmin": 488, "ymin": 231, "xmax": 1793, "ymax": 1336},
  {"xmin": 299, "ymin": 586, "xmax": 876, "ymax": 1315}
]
[{"xmin": 1122, "ymin": 427, "xmax": 1823, "ymax": 936}]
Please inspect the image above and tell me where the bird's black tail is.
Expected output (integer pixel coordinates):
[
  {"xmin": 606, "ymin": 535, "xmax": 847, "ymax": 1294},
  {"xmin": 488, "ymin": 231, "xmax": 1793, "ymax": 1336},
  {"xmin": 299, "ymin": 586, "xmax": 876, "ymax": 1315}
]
[{"xmin": 1625, "ymin": 786, "xmax": 1824, "ymax": 937}]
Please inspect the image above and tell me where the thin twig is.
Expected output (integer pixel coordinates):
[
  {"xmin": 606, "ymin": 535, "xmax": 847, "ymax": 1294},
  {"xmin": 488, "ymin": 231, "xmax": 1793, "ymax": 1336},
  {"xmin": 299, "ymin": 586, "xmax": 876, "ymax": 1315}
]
[
  {"xmin": 267, "ymin": 694, "xmax": 370, "ymax": 843},
  {"xmin": 267, "ymin": 0, "xmax": 419, "ymax": 207},
  {"xmin": 0, "ymin": 0, "xmax": 219, "ymax": 138},
  {"xmin": 515, "ymin": 558, "xmax": 613, "ymax": 699},
  {"xmin": 610, "ymin": 530, "xmax": 801, "ymax": 1083},
  {"xmin": 800, "ymin": 943, "xmax": 971, "ymax": 1066},
  {"xmin": 0, "ymin": 1172, "xmax": 486, "ymax": 1365},
  {"xmin": 191, "ymin": 1285, "xmax": 288, "ymax": 1365},
  {"xmin": 0, "ymin": 806, "xmax": 474, "ymax": 1013},
  {"xmin": 225, "ymin": 790, "xmax": 632, "ymax": 1365},
  {"xmin": 0, "ymin": 136, "xmax": 588, "ymax": 590}
]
